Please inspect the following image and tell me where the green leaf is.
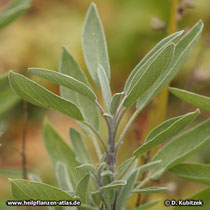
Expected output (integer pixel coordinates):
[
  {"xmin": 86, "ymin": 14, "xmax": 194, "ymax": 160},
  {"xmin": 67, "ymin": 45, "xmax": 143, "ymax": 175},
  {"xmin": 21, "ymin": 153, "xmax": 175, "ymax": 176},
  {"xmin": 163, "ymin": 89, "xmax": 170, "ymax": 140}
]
[
  {"xmin": 133, "ymin": 109, "xmax": 200, "ymax": 157},
  {"xmin": 0, "ymin": 0, "xmax": 32, "ymax": 30},
  {"xmin": 124, "ymin": 30, "xmax": 183, "ymax": 93},
  {"xmin": 124, "ymin": 43, "xmax": 175, "ymax": 107},
  {"xmin": 170, "ymin": 163, "xmax": 210, "ymax": 185},
  {"xmin": 43, "ymin": 119, "xmax": 83, "ymax": 191},
  {"xmin": 29, "ymin": 68, "xmax": 96, "ymax": 100},
  {"xmin": 149, "ymin": 119, "xmax": 210, "ymax": 179},
  {"xmin": 69, "ymin": 128, "xmax": 92, "ymax": 164},
  {"xmin": 0, "ymin": 87, "xmax": 20, "ymax": 116},
  {"xmin": 59, "ymin": 48, "xmax": 99, "ymax": 131},
  {"xmin": 134, "ymin": 199, "xmax": 161, "ymax": 210},
  {"xmin": 169, "ymin": 87, "xmax": 210, "ymax": 112},
  {"xmin": 9, "ymin": 71, "xmax": 83, "ymax": 121},
  {"xmin": 0, "ymin": 169, "xmax": 30, "ymax": 179},
  {"xmin": 100, "ymin": 180, "xmax": 127, "ymax": 190},
  {"xmin": 173, "ymin": 188, "xmax": 210, "ymax": 210},
  {"xmin": 137, "ymin": 160, "xmax": 162, "ymax": 175},
  {"xmin": 76, "ymin": 173, "xmax": 90, "ymax": 203},
  {"xmin": 117, "ymin": 157, "xmax": 135, "ymax": 173},
  {"xmin": 97, "ymin": 65, "xmax": 112, "ymax": 111},
  {"xmin": 101, "ymin": 170, "xmax": 114, "ymax": 177},
  {"xmin": 116, "ymin": 170, "xmax": 139, "ymax": 210},
  {"xmin": 9, "ymin": 179, "xmax": 76, "ymax": 200},
  {"xmin": 0, "ymin": 73, "xmax": 8, "ymax": 86},
  {"xmin": 110, "ymin": 92, "xmax": 124, "ymax": 115},
  {"xmin": 56, "ymin": 162, "xmax": 72, "ymax": 192},
  {"xmin": 76, "ymin": 164, "xmax": 96, "ymax": 174},
  {"xmin": 136, "ymin": 20, "xmax": 203, "ymax": 111},
  {"xmin": 133, "ymin": 187, "xmax": 167, "ymax": 194},
  {"xmin": 82, "ymin": 3, "xmax": 110, "ymax": 85}
]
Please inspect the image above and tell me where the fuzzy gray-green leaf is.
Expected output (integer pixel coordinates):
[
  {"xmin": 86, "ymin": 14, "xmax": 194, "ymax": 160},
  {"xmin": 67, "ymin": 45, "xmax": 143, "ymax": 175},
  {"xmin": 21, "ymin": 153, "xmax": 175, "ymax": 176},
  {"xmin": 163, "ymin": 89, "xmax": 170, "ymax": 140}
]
[
  {"xmin": 9, "ymin": 179, "xmax": 76, "ymax": 200},
  {"xmin": 82, "ymin": 3, "xmax": 110, "ymax": 85},
  {"xmin": 97, "ymin": 65, "xmax": 112, "ymax": 111},
  {"xmin": 136, "ymin": 20, "xmax": 203, "ymax": 112},
  {"xmin": 149, "ymin": 119, "xmax": 210, "ymax": 179},
  {"xmin": 110, "ymin": 92, "xmax": 124, "ymax": 115},
  {"xmin": 9, "ymin": 71, "xmax": 83, "ymax": 121},
  {"xmin": 59, "ymin": 47, "xmax": 99, "ymax": 131},
  {"xmin": 124, "ymin": 30, "xmax": 183, "ymax": 93},
  {"xmin": 43, "ymin": 119, "xmax": 83, "ymax": 191},
  {"xmin": 29, "ymin": 68, "xmax": 96, "ymax": 100},
  {"xmin": 133, "ymin": 186, "xmax": 167, "ymax": 194},
  {"xmin": 69, "ymin": 128, "xmax": 92, "ymax": 164},
  {"xmin": 124, "ymin": 43, "xmax": 175, "ymax": 107},
  {"xmin": 170, "ymin": 163, "xmax": 210, "ymax": 185},
  {"xmin": 101, "ymin": 180, "xmax": 126, "ymax": 190},
  {"xmin": 133, "ymin": 109, "xmax": 200, "ymax": 157},
  {"xmin": 169, "ymin": 87, "xmax": 210, "ymax": 112}
]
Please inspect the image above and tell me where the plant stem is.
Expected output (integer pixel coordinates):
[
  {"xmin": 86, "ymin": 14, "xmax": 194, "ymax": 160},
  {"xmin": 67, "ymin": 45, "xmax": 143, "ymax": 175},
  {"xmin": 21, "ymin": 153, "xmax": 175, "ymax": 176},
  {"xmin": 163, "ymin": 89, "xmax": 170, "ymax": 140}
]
[
  {"xmin": 21, "ymin": 101, "xmax": 28, "ymax": 179},
  {"xmin": 142, "ymin": 0, "xmax": 179, "ymax": 140}
]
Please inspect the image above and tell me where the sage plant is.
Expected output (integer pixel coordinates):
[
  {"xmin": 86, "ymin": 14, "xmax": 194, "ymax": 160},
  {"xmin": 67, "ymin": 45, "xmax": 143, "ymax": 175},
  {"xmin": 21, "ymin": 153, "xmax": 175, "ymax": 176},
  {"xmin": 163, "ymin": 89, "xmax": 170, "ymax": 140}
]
[{"xmin": 8, "ymin": 3, "xmax": 210, "ymax": 210}]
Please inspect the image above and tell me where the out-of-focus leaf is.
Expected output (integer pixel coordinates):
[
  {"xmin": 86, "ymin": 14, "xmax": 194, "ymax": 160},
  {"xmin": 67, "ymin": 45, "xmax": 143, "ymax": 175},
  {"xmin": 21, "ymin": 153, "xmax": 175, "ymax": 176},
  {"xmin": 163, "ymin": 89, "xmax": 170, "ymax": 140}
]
[
  {"xmin": 97, "ymin": 65, "xmax": 112, "ymax": 111},
  {"xmin": 59, "ymin": 48, "xmax": 99, "ymax": 131},
  {"xmin": 76, "ymin": 164, "xmax": 96, "ymax": 174},
  {"xmin": 149, "ymin": 119, "xmax": 210, "ymax": 179},
  {"xmin": 124, "ymin": 31, "xmax": 183, "ymax": 93},
  {"xmin": 116, "ymin": 170, "xmax": 138, "ymax": 210},
  {"xmin": 134, "ymin": 199, "xmax": 161, "ymax": 210},
  {"xmin": 0, "ymin": 169, "xmax": 25, "ymax": 178},
  {"xmin": 29, "ymin": 68, "xmax": 96, "ymax": 100},
  {"xmin": 133, "ymin": 187, "xmax": 167, "ymax": 194},
  {"xmin": 43, "ymin": 119, "xmax": 82, "ymax": 191},
  {"xmin": 56, "ymin": 162, "xmax": 72, "ymax": 192},
  {"xmin": 169, "ymin": 87, "xmax": 210, "ymax": 112},
  {"xmin": 0, "ymin": 0, "xmax": 33, "ymax": 30},
  {"xmin": 173, "ymin": 188, "xmax": 210, "ymax": 210},
  {"xmin": 100, "ymin": 180, "xmax": 127, "ymax": 190},
  {"xmin": 0, "ymin": 88, "xmax": 20, "ymax": 116},
  {"xmin": 76, "ymin": 174, "xmax": 90, "ymax": 203},
  {"xmin": 170, "ymin": 163, "xmax": 210, "ymax": 185},
  {"xmin": 0, "ymin": 73, "xmax": 8, "ymax": 86},
  {"xmin": 9, "ymin": 71, "xmax": 83, "ymax": 121},
  {"xmin": 117, "ymin": 157, "xmax": 135, "ymax": 173},
  {"xmin": 124, "ymin": 43, "xmax": 175, "ymax": 107},
  {"xmin": 82, "ymin": 3, "xmax": 110, "ymax": 85},
  {"xmin": 69, "ymin": 128, "xmax": 92, "ymax": 164},
  {"xmin": 133, "ymin": 109, "xmax": 200, "ymax": 157},
  {"xmin": 136, "ymin": 20, "xmax": 203, "ymax": 111},
  {"xmin": 9, "ymin": 179, "xmax": 76, "ymax": 200},
  {"xmin": 110, "ymin": 92, "xmax": 124, "ymax": 116}
]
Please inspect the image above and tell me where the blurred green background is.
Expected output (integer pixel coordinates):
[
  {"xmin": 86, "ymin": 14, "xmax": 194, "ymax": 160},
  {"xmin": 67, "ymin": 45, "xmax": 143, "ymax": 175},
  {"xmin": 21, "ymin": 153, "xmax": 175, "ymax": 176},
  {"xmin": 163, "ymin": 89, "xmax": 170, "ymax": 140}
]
[{"xmin": 0, "ymin": 0, "xmax": 210, "ymax": 209}]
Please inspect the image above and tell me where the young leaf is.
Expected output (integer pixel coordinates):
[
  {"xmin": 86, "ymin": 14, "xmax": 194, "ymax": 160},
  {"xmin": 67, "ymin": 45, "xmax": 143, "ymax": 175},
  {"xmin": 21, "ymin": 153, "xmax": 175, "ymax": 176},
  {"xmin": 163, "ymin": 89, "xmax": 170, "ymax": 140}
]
[
  {"xmin": 59, "ymin": 48, "xmax": 99, "ymax": 132},
  {"xmin": 134, "ymin": 199, "xmax": 161, "ymax": 210},
  {"xmin": 133, "ymin": 109, "xmax": 200, "ymax": 157},
  {"xmin": 101, "ymin": 170, "xmax": 113, "ymax": 177},
  {"xmin": 173, "ymin": 188, "xmax": 210, "ymax": 210},
  {"xmin": 169, "ymin": 87, "xmax": 210, "ymax": 112},
  {"xmin": 133, "ymin": 186, "xmax": 167, "ymax": 194},
  {"xmin": 124, "ymin": 30, "xmax": 183, "ymax": 93},
  {"xmin": 97, "ymin": 65, "xmax": 112, "ymax": 111},
  {"xmin": 9, "ymin": 71, "xmax": 83, "ymax": 121},
  {"xmin": 116, "ymin": 170, "xmax": 139, "ymax": 210},
  {"xmin": 0, "ymin": 0, "xmax": 32, "ymax": 30},
  {"xmin": 29, "ymin": 68, "xmax": 96, "ymax": 100},
  {"xmin": 76, "ymin": 164, "xmax": 96, "ymax": 174},
  {"xmin": 148, "ymin": 119, "xmax": 210, "ymax": 179},
  {"xmin": 110, "ymin": 92, "xmax": 124, "ymax": 115},
  {"xmin": 124, "ymin": 43, "xmax": 175, "ymax": 107},
  {"xmin": 170, "ymin": 163, "xmax": 210, "ymax": 185},
  {"xmin": 82, "ymin": 3, "xmax": 110, "ymax": 85},
  {"xmin": 69, "ymin": 128, "xmax": 92, "ymax": 164},
  {"xmin": 136, "ymin": 20, "xmax": 203, "ymax": 112},
  {"xmin": 76, "ymin": 174, "xmax": 90, "ymax": 203},
  {"xmin": 56, "ymin": 162, "xmax": 73, "ymax": 192},
  {"xmin": 43, "ymin": 119, "xmax": 83, "ymax": 191},
  {"xmin": 9, "ymin": 179, "xmax": 76, "ymax": 200},
  {"xmin": 100, "ymin": 180, "xmax": 127, "ymax": 190}
]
